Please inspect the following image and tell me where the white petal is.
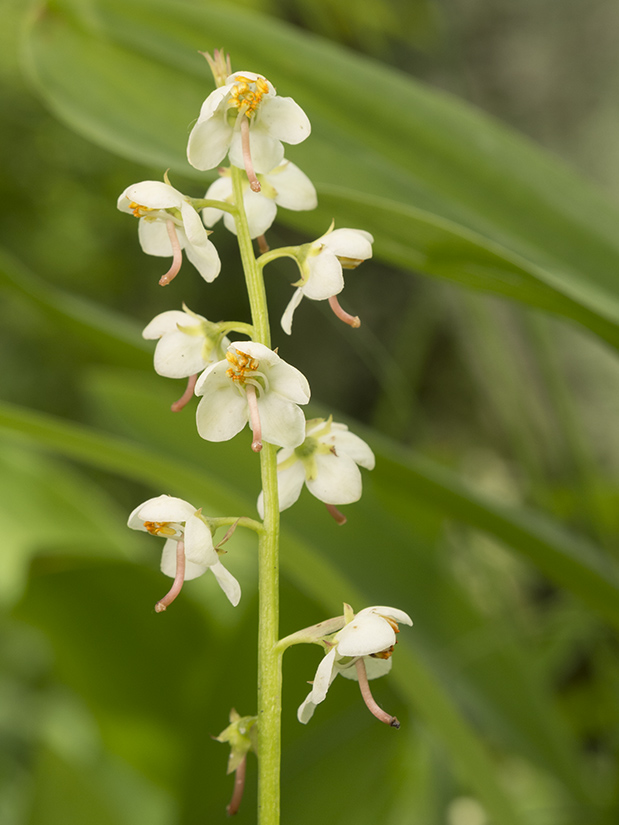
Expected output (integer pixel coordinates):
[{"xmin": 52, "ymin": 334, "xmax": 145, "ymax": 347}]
[
  {"xmin": 153, "ymin": 331, "xmax": 208, "ymax": 378},
  {"xmin": 229, "ymin": 127, "xmax": 283, "ymax": 175},
  {"xmin": 259, "ymin": 96, "xmax": 311, "ymax": 145},
  {"xmin": 311, "ymin": 648, "xmax": 339, "ymax": 703},
  {"xmin": 329, "ymin": 426, "xmax": 375, "ymax": 470},
  {"xmin": 267, "ymin": 162, "xmax": 317, "ymax": 211},
  {"xmin": 197, "ymin": 85, "xmax": 229, "ymax": 120},
  {"xmin": 335, "ymin": 613, "xmax": 396, "ymax": 657},
  {"xmin": 201, "ymin": 177, "xmax": 233, "ymax": 227},
  {"xmin": 243, "ymin": 190, "xmax": 278, "ymax": 238},
  {"xmin": 266, "ymin": 359, "xmax": 311, "ymax": 404},
  {"xmin": 183, "ymin": 514, "xmax": 218, "ymax": 566},
  {"xmin": 143, "ymin": 310, "xmax": 196, "ymax": 340},
  {"xmin": 187, "ymin": 113, "xmax": 233, "ymax": 171},
  {"xmin": 256, "ymin": 392, "xmax": 306, "ymax": 449},
  {"xmin": 195, "ymin": 366, "xmax": 249, "ymax": 442},
  {"xmin": 337, "ymin": 656, "xmax": 392, "ymax": 681},
  {"xmin": 356, "ymin": 606, "xmax": 413, "ymax": 626},
  {"xmin": 184, "ymin": 238, "xmax": 221, "ymax": 283},
  {"xmin": 304, "ymin": 251, "xmax": 344, "ymax": 300},
  {"xmin": 210, "ymin": 561, "xmax": 241, "ymax": 606},
  {"xmin": 276, "ymin": 460, "xmax": 306, "ymax": 512},
  {"xmin": 138, "ymin": 218, "xmax": 179, "ymax": 257},
  {"xmin": 233, "ymin": 341, "xmax": 279, "ymax": 367},
  {"xmin": 160, "ymin": 538, "xmax": 208, "ymax": 580},
  {"xmin": 306, "ymin": 453, "xmax": 362, "ymax": 505},
  {"xmin": 131, "ymin": 495, "xmax": 195, "ymax": 525},
  {"xmin": 122, "ymin": 180, "xmax": 183, "ymax": 209},
  {"xmin": 281, "ymin": 289, "xmax": 304, "ymax": 335},
  {"xmin": 180, "ymin": 200, "xmax": 209, "ymax": 247},
  {"xmin": 323, "ymin": 228, "xmax": 373, "ymax": 260}
]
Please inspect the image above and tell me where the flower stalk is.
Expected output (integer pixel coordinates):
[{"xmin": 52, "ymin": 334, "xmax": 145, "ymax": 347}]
[{"xmin": 232, "ymin": 163, "xmax": 282, "ymax": 825}]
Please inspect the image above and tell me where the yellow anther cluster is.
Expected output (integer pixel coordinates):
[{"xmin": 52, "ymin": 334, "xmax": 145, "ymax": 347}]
[
  {"xmin": 226, "ymin": 349, "xmax": 259, "ymax": 384},
  {"xmin": 370, "ymin": 617, "xmax": 400, "ymax": 660},
  {"xmin": 143, "ymin": 520, "xmax": 177, "ymax": 537},
  {"xmin": 128, "ymin": 201, "xmax": 152, "ymax": 218},
  {"xmin": 229, "ymin": 75, "xmax": 270, "ymax": 118}
]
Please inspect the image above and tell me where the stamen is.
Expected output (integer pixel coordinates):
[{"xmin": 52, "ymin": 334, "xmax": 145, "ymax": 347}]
[
  {"xmin": 155, "ymin": 539, "xmax": 186, "ymax": 612},
  {"xmin": 355, "ymin": 658, "xmax": 400, "ymax": 728},
  {"xmin": 240, "ymin": 118, "xmax": 261, "ymax": 193},
  {"xmin": 171, "ymin": 373, "xmax": 198, "ymax": 412},
  {"xmin": 325, "ymin": 503, "xmax": 347, "ymax": 525},
  {"xmin": 159, "ymin": 221, "xmax": 183, "ymax": 286},
  {"xmin": 245, "ymin": 384, "xmax": 263, "ymax": 452},
  {"xmin": 328, "ymin": 295, "xmax": 360, "ymax": 328},
  {"xmin": 226, "ymin": 755, "xmax": 247, "ymax": 816}
]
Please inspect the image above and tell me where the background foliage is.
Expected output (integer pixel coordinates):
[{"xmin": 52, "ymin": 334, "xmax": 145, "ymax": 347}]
[{"xmin": 1, "ymin": 0, "xmax": 619, "ymax": 823}]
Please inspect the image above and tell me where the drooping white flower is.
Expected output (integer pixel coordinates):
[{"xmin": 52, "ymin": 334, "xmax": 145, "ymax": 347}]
[
  {"xmin": 187, "ymin": 72, "xmax": 311, "ymax": 191},
  {"xmin": 201, "ymin": 160, "xmax": 317, "ymax": 239},
  {"xmin": 257, "ymin": 417, "xmax": 375, "ymax": 516},
  {"xmin": 127, "ymin": 495, "xmax": 240, "ymax": 609},
  {"xmin": 117, "ymin": 180, "xmax": 221, "ymax": 285},
  {"xmin": 298, "ymin": 605, "xmax": 412, "ymax": 725},
  {"xmin": 282, "ymin": 226, "xmax": 374, "ymax": 334},
  {"xmin": 195, "ymin": 342, "xmax": 310, "ymax": 452},
  {"xmin": 142, "ymin": 305, "xmax": 230, "ymax": 380}
]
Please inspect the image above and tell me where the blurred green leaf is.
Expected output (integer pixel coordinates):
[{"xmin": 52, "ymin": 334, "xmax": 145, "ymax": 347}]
[{"xmin": 22, "ymin": 0, "xmax": 619, "ymax": 347}]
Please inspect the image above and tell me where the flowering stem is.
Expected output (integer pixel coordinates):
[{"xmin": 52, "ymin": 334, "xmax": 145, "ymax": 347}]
[
  {"xmin": 256, "ymin": 247, "xmax": 300, "ymax": 269},
  {"xmin": 231, "ymin": 164, "xmax": 281, "ymax": 825}
]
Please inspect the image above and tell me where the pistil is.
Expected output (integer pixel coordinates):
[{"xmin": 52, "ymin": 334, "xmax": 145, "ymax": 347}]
[
  {"xmin": 240, "ymin": 117, "xmax": 261, "ymax": 193},
  {"xmin": 325, "ymin": 503, "xmax": 347, "ymax": 525},
  {"xmin": 171, "ymin": 373, "xmax": 198, "ymax": 412},
  {"xmin": 159, "ymin": 220, "xmax": 183, "ymax": 286},
  {"xmin": 246, "ymin": 384, "xmax": 263, "ymax": 452},
  {"xmin": 155, "ymin": 539, "xmax": 186, "ymax": 612},
  {"xmin": 355, "ymin": 658, "xmax": 400, "ymax": 728},
  {"xmin": 226, "ymin": 755, "xmax": 247, "ymax": 816},
  {"xmin": 328, "ymin": 295, "xmax": 360, "ymax": 328}
]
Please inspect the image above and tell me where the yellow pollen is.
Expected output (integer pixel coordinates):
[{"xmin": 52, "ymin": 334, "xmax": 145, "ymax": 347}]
[
  {"xmin": 229, "ymin": 76, "xmax": 270, "ymax": 118},
  {"xmin": 128, "ymin": 201, "xmax": 152, "ymax": 218},
  {"xmin": 143, "ymin": 520, "xmax": 177, "ymax": 537},
  {"xmin": 225, "ymin": 349, "xmax": 259, "ymax": 384},
  {"xmin": 371, "ymin": 645, "xmax": 395, "ymax": 660}
]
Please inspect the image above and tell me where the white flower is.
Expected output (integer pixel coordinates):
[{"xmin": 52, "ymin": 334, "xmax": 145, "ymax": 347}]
[
  {"xmin": 127, "ymin": 495, "xmax": 240, "ymax": 608},
  {"xmin": 257, "ymin": 417, "xmax": 375, "ymax": 516},
  {"xmin": 117, "ymin": 180, "xmax": 221, "ymax": 284},
  {"xmin": 195, "ymin": 342, "xmax": 310, "ymax": 451},
  {"xmin": 187, "ymin": 72, "xmax": 311, "ymax": 184},
  {"xmin": 201, "ymin": 160, "xmax": 317, "ymax": 239},
  {"xmin": 298, "ymin": 605, "xmax": 412, "ymax": 725},
  {"xmin": 282, "ymin": 227, "xmax": 374, "ymax": 334},
  {"xmin": 142, "ymin": 305, "xmax": 230, "ymax": 379}
]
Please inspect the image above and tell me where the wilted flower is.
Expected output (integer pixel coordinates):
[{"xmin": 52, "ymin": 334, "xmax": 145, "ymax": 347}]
[
  {"xmin": 281, "ymin": 226, "xmax": 374, "ymax": 334},
  {"xmin": 195, "ymin": 341, "xmax": 310, "ymax": 452},
  {"xmin": 257, "ymin": 417, "xmax": 375, "ymax": 516},
  {"xmin": 187, "ymin": 71, "xmax": 311, "ymax": 192},
  {"xmin": 117, "ymin": 179, "xmax": 221, "ymax": 285},
  {"xmin": 201, "ymin": 160, "xmax": 317, "ymax": 239},
  {"xmin": 298, "ymin": 605, "xmax": 412, "ymax": 726},
  {"xmin": 127, "ymin": 495, "xmax": 241, "ymax": 609}
]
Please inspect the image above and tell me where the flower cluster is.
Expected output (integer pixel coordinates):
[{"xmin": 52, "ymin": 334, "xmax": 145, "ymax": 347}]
[{"xmin": 120, "ymin": 52, "xmax": 408, "ymax": 814}]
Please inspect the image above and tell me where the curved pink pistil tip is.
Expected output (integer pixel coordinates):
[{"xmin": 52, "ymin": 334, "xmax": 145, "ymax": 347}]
[
  {"xmin": 325, "ymin": 503, "xmax": 347, "ymax": 525},
  {"xmin": 355, "ymin": 658, "xmax": 400, "ymax": 728},
  {"xmin": 328, "ymin": 295, "xmax": 360, "ymax": 328},
  {"xmin": 240, "ymin": 117, "xmax": 261, "ymax": 193},
  {"xmin": 159, "ymin": 221, "xmax": 183, "ymax": 286},
  {"xmin": 155, "ymin": 539, "xmax": 186, "ymax": 612},
  {"xmin": 171, "ymin": 373, "xmax": 198, "ymax": 412},
  {"xmin": 246, "ymin": 384, "xmax": 263, "ymax": 452}
]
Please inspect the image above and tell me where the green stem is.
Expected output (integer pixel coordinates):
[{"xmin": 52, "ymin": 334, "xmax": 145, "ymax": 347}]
[
  {"xmin": 231, "ymin": 164, "xmax": 281, "ymax": 824},
  {"xmin": 256, "ymin": 247, "xmax": 301, "ymax": 270}
]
